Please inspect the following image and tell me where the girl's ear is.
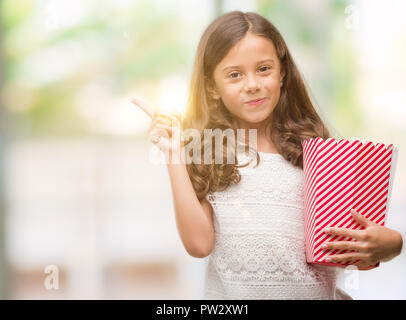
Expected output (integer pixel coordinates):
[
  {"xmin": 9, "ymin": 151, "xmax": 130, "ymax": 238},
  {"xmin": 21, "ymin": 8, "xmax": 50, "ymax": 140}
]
[
  {"xmin": 280, "ymin": 67, "xmax": 286, "ymax": 86},
  {"xmin": 205, "ymin": 78, "xmax": 221, "ymax": 100}
]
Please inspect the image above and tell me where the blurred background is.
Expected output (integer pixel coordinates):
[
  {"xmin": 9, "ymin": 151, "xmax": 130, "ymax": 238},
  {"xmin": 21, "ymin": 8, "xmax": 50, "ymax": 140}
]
[{"xmin": 0, "ymin": 0, "xmax": 405, "ymax": 299}]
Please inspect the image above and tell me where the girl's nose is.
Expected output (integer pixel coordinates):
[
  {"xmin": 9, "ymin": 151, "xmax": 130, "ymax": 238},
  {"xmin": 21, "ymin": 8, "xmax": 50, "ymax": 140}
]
[{"xmin": 243, "ymin": 75, "xmax": 260, "ymax": 92}]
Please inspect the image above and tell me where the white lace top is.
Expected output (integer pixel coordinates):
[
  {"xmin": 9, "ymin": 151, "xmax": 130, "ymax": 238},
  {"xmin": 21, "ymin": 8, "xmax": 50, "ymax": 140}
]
[{"xmin": 203, "ymin": 151, "xmax": 341, "ymax": 300}]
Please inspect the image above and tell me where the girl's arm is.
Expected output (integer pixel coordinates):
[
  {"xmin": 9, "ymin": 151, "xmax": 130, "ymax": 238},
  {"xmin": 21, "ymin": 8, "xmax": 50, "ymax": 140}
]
[
  {"xmin": 132, "ymin": 97, "xmax": 215, "ymax": 258},
  {"xmin": 167, "ymin": 160, "xmax": 215, "ymax": 258}
]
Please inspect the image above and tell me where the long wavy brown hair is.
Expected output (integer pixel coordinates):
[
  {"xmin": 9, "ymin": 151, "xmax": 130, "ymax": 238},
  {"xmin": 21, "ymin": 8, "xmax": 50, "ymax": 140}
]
[{"xmin": 181, "ymin": 11, "xmax": 332, "ymax": 201}]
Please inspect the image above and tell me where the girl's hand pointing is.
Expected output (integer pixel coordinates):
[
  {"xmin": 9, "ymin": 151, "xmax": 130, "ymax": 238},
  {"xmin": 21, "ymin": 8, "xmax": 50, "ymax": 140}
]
[
  {"xmin": 322, "ymin": 209, "xmax": 403, "ymax": 270},
  {"xmin": 131, "ymin": 97, "xmax": 184, "ymax": 163}
]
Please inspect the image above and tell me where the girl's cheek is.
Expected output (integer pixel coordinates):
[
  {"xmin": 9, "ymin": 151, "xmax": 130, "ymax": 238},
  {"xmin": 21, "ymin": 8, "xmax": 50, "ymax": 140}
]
[
  {"xmin": 268, "ymin": 73, "xmax": 280, "ymax": 82},
  {"xmin": 264, "ymin": 77, "xmax": 281, "ymax": 90},
  {"xmin": 220, "ymin": 82, "xmax": 238, "ymax": 93}
]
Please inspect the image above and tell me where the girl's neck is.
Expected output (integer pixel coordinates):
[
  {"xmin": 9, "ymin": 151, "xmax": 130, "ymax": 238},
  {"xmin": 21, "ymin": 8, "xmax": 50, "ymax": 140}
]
[
  {"xmin": 237, "ymin": 124, "xmax": 279, "ymax": 154},
  {"xmin": 256, "ymin": 136, "xmax": 279, "ymax": 153}
]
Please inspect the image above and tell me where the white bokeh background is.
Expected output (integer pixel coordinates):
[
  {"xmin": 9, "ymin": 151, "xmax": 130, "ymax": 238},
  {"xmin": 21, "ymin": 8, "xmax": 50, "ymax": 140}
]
[{"xmin": 1, "ymin": 0, "xmax": 405, "ymax": 299}]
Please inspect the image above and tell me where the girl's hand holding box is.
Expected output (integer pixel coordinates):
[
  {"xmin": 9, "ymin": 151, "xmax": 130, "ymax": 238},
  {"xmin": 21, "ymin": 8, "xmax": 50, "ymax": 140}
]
[{"xmin": 322, "ymin": 208, "xmax": 403, "ymax": 269}]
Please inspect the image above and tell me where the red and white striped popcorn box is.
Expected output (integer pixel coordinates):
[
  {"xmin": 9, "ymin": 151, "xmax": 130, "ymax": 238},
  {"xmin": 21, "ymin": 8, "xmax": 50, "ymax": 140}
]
[{"xmin": 302, "ymin": 137, "xmax": 398, "ymax": 267}]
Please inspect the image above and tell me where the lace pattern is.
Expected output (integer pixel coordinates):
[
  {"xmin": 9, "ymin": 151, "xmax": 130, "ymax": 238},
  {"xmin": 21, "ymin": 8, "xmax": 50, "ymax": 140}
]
[{"xmin": 203, "ymin": 152, "xmax": 339, "ymax": 300}]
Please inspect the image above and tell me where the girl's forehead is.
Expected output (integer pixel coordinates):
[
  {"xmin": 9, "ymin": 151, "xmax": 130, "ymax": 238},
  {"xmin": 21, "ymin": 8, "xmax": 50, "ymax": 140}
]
[{"xmin": 217, "ymin": 34, "xmax": 278, "ymax": 69}]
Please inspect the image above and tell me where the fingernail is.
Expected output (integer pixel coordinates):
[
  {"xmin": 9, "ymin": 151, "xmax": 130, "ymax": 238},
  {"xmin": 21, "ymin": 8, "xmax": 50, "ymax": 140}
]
[
  {"xmin": 321, "ymin": 243, "xmax": 327, "ymax": 249},
  {"xmin": 326, "ymin": 258, "xmax": 332, "ymax": 262},
  {"xmin": 351, "ymin": 209, "xmax": 357, "ymax": 214},
  {"xmin": 323, "ymin": 227, "xmax": 330, "ymax": 233}
]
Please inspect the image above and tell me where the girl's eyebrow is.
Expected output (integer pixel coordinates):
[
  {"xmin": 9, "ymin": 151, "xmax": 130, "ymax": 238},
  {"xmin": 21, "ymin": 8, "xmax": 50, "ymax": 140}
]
[{"xmin": 222, "ymin": 59, "xmax": 275, "ymax": 72}]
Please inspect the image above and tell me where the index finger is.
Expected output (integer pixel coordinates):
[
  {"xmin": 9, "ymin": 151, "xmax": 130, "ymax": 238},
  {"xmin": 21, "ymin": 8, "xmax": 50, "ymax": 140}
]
[
  {"xmin": 323, "ymin": 227, "xmax": 363, "ymax": 240},
  {"xmin": 131, "ymin": 97, "xmax": 154, "ymax": 119}
]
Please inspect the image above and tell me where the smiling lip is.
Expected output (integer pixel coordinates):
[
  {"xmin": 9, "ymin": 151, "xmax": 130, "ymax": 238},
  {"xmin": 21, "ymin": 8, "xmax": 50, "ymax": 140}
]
[{"xmin": 245, "ymin": 97, "xmax": 267, "ymax": 106}]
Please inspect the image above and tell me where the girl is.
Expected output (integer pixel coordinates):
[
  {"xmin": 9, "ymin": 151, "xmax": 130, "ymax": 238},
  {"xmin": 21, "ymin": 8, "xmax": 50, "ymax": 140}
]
[{"xmin": 134, "ymin": 11, "xmax": 403, "ymax": 299}]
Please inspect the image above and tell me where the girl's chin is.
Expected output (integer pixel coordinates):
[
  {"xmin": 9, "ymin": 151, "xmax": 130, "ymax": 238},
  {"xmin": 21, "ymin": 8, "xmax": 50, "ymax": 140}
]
[
  {"xmin": 237, "ymin": 117, "xmax": 270, "ymax": 127},
  {"xmin": 241, "ymin": 111, "xmax": 273, "ymax": 123}
]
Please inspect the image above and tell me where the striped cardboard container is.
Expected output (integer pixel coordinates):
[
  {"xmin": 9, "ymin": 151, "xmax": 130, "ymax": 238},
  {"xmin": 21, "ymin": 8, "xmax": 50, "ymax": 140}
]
[{"xmin": 302, "ymin": 137, "xmax": 398, "ymax": 267}]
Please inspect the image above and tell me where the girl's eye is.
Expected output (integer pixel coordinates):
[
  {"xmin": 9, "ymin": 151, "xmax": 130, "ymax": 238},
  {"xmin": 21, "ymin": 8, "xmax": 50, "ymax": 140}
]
[
  {"xmin": 259, "ymin": 66, "xmax": 271, "ymax": 72},
  {"xmin": 228, "ymin": 66, "xmax": 271, "ymax": 79}
]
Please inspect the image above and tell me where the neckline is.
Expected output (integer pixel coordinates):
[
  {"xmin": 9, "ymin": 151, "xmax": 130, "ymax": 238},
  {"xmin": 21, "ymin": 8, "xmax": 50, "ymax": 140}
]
[{"xmin": 257, "ymin": 151, "xmax": 283, "ymax": 157}]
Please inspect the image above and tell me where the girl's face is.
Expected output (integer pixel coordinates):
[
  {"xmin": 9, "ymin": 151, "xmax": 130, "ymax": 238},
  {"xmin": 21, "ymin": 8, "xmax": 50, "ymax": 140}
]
[{"xmin": 210, "ymin": 33, "xmax": 284, "ymax": 130}]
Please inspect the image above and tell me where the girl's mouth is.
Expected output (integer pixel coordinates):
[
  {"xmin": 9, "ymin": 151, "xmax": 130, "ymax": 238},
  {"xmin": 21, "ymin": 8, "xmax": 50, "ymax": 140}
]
[{"xmin": 245, "ymin": 98, "xmax": 267, "ymax": 106}]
